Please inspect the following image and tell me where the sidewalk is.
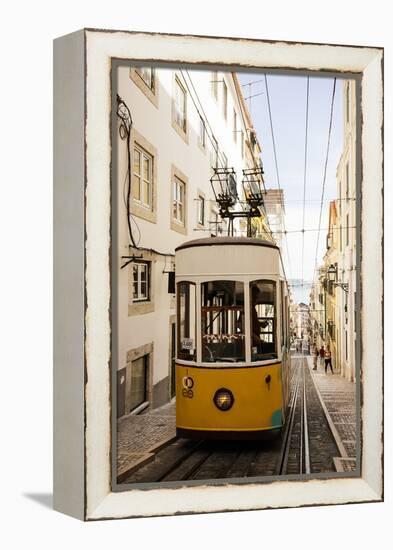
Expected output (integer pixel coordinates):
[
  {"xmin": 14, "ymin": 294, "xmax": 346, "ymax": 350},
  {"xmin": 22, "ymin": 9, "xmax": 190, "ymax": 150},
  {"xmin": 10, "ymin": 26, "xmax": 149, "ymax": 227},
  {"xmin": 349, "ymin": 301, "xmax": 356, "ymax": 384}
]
[
  {"xmin": 306, "ymin": 356, "xmax": 357, "ymax": 472},
  {"xmin": 117, "ymin": 361, "xmax": 358, "ymax": 478},
  {"xmin": 117, "ymin": 401, "xmax": 176, "ymax": 479}
]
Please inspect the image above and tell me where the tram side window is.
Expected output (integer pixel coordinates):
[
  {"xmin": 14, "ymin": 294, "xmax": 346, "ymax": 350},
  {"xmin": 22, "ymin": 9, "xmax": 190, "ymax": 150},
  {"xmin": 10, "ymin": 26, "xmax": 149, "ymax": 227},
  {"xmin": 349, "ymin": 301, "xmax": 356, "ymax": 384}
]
[
  {"xmin": 201, "ymin": 281, "xmax": 245, "ymax": 362},
  {"xmin": 280, "ymin": 280, "xmax": 285, "ymax": 351},
  {"xmin": 177, "ymin": 282, "xmax": 196, "ymax": 361},
  {"xmin": 250, "ymin": 280, "xmax": 277, "ymax": 361}
]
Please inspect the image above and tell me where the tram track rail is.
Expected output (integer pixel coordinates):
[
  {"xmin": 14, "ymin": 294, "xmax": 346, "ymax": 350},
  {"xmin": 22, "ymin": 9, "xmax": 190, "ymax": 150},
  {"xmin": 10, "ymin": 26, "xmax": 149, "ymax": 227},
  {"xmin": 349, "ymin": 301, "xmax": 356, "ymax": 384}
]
[
  {"xmin": 275, "ymin": 357, "xmax": 311, "ymax": 475},
  {"xmin": 276, "ymin": 355, "xmax": 341, "ymax": 476},
  {"xmin": 121, "ymin": 355, "xmax": 344, "ymax": 484}
]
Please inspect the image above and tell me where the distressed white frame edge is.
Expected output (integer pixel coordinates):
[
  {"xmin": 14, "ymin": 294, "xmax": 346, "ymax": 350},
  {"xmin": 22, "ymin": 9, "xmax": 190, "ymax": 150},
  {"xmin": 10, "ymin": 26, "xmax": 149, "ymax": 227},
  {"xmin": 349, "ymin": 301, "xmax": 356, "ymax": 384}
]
[
  {"xmin": 54, "ymin": 29, "xmax": 383, "ymax": 521},
  {"xmin": 54, "ymin": 29, "xmax": 86, "ymax": 520}
]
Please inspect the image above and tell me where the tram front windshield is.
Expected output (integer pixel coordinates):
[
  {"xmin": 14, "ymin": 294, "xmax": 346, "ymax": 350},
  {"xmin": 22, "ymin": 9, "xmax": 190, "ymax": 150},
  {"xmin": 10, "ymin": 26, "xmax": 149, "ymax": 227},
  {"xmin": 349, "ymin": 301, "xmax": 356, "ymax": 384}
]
[{"xmin": 201, "ymin": 281, "xmax": 245, "ymax": 362}]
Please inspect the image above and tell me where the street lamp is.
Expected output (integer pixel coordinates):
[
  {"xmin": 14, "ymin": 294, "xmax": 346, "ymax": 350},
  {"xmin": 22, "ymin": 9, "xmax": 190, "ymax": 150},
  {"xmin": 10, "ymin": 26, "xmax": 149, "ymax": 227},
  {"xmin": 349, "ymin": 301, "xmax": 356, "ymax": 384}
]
[
  {"xmin": 242, "ymin": 166, "xmax": 265, "ymax": 213},
  {"xmin": 327, "ymin": 263, "xmax": 349, "ymax": 293},
  {"xmin": 327, "ymin": 264, "xmax": 337, "ymax": 282}
]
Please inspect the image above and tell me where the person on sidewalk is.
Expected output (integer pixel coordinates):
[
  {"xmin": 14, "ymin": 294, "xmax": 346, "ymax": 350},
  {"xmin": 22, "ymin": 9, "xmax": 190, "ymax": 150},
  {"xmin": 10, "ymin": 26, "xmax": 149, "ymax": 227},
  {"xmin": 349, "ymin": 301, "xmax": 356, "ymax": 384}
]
[
  {"xmin": 319, "ymin": 345, "xmax": 325, "ymax": 367},
  {"xmin": 325, "ymin": 345, "xmax": 333, "ymax": 374},
  {"xmin": 312, "ymin": 345, "xmax": 319, "ymax": 370}
]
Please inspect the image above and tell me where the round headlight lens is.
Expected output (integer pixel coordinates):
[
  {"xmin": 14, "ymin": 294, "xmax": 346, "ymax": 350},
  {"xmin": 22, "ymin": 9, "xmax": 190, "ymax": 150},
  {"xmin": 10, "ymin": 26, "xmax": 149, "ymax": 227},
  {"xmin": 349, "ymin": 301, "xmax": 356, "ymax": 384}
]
[{"xmin": 213, "ymin": 388, "xmax": 234, "ymax": 411}]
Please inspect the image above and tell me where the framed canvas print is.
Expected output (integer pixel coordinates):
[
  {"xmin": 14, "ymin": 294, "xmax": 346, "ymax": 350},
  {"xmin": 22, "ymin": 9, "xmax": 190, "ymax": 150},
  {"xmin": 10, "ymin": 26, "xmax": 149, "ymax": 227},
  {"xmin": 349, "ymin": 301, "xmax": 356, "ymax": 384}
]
[{"xmin": 53, "ymin": 29, "xmax": 383, "ymax": 520}]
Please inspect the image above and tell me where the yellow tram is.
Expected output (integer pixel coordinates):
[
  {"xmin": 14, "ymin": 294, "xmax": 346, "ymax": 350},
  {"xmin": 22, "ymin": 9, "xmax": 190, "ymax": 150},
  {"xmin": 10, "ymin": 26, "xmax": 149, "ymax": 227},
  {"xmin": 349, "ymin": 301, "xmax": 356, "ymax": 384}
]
[{"xmin": 175, "ymin": 236, "xmax": 291, "ymax": 439}]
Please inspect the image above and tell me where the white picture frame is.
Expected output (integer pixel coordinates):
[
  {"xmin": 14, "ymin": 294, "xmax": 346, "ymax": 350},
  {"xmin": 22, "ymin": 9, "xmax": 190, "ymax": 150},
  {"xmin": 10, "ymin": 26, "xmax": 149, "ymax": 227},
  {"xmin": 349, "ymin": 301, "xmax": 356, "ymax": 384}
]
[{"xmin": 53, "ymin": 29, "xmax": 383, "ymax": 521}]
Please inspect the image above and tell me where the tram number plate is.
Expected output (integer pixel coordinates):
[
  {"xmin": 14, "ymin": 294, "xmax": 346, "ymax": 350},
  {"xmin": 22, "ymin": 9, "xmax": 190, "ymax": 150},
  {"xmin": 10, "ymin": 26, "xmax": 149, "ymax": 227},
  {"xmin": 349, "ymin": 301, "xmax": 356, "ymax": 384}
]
[{"xmin": 181, "ymin": 338, "xmax": 194, "ymax": 350}]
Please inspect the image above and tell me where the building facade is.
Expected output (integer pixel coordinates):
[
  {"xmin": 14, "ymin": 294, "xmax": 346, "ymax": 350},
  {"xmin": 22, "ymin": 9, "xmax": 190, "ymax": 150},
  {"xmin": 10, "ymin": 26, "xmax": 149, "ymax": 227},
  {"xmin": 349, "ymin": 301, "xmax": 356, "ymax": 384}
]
[
  {"xmin": 115, "ymin": 66, "xmax": 273, "ymax": 418},
  {"xmin": 322, "ymin": 201, "xmax": 339, "ymax": 369},
  {"xmin": 290, "ymin": 302, "xmax": 311, "ymax": 352},
  {"xmin": 309, "ymin": 267, "xmax": 326, "ymax": 351},
  {"xmin": 263, "ymin": 189, "xmax": 285, "ymax": 250},
  {"xmin": 335, "ymin": 79, "xmax": 357, "ymax": 381},
  {"xmin": 309, "ymin": 79, "xmax": 356, "ymax": 381}
]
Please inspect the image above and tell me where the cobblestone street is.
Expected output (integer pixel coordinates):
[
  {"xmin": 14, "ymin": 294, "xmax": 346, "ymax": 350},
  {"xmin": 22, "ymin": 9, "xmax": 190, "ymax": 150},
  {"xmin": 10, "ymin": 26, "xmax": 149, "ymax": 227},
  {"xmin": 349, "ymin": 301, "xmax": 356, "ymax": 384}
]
[
  {"xmin": 117, "ymin": 401, "xmax": 176, "ymax": 479},
  {"xmin": 305, "ymin": 355, "xmax": 357, "ymax": 472},
  {"xmin": 117, "ymin": 355, "xmax": 357, "ymax": 481}
]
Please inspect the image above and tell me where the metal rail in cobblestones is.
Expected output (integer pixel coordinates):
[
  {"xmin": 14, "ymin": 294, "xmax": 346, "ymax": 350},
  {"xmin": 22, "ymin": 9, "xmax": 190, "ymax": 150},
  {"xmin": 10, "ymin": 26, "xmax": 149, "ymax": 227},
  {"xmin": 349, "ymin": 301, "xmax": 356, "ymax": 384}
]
[
  {"xmin": 276, "ymin": 363, "xmax": 301, "ymax": 474},
  {"xmin": 307, "ymin": 364, "xmax": 348, "ymax": 459},
  {"xmin": 276, "ymin": 357, "xmax": 312, "ymax": 475},
  {"xmin": 120, "ymin": 355, "xmax": 351, "ymax": 484}
]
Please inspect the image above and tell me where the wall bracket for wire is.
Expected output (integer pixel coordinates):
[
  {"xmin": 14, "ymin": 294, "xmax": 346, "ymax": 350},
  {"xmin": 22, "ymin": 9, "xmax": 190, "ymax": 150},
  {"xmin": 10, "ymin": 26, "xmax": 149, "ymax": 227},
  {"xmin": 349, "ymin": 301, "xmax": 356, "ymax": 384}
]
[
  {"xmin": 116, "ymin": 94, "xmax": 138, "ymax": 252},
  {"xmin": 117, "ymin": 94, "xmax": 132, "ymax": 142},
  {"xmin": 120, "ymin": 253, "xmax": 144, "ymax": 270}
]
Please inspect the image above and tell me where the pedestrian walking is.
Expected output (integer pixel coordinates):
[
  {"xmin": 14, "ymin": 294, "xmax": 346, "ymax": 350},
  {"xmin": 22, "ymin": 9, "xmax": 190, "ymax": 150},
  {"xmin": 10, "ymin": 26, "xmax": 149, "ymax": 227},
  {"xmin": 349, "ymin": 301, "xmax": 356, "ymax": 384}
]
[
  {"xmin": 312, "ymin": 345, "xmax": 319, "ymax": 370},
  {"xmin": 319, "ymin": 345, "xmax": 325, "ymax": 367},
  {"xmin": 324, "ymin": 346, "xmax": 333, "ymax": 374}
]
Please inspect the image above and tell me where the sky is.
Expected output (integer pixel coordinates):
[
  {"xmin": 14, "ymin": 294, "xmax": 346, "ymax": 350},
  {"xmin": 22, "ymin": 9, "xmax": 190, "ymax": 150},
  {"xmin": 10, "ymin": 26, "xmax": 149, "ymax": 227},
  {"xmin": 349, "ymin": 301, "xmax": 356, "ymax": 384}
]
[{"xmin": 238, "ymin": 72, "xmax": 344, "ymax": 304}]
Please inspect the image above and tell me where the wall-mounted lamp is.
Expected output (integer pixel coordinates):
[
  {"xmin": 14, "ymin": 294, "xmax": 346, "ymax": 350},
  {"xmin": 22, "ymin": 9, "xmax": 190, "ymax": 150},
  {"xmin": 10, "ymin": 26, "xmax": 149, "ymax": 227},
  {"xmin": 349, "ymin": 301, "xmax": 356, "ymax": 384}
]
[{"xmin": 327, "ymin": 264, "xmax": 349, "ymax": 293}]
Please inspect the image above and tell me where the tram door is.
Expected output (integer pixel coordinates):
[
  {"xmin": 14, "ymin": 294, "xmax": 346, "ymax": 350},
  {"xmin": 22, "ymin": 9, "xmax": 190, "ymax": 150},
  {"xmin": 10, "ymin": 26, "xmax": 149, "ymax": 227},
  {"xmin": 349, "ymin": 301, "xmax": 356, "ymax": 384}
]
[{"xmin": 170, "ymin": 322, "xmax": 176, "ymax": 398}]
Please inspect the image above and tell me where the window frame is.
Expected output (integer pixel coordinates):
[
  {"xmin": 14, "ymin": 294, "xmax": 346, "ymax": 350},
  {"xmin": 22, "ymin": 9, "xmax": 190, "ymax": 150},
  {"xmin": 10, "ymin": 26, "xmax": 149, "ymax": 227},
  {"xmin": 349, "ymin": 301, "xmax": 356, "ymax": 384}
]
[
  {"xmin": 132, "ymin": 143, "xmax": 153, "ymax": 210},
  {"xmin": 250, "ymin": 279, "xmax": 277, "ymax": 361},
  {"xmin": 129, "ymin": 66, "xmax": 159, "ymax": 108},
  {"xmin": 198, "ymin": 116, "xmax": 206, "ymax": 149},
  {"xmin": 211, "ymin": 135, "xmax": 218, "ymax": 170},
  {"xmin": 135, "ymin": 67, "xmax": 155, "ymax": 91},
  {"xmin": 173, "ymin": 176, "xmax": 185, "ymax": 225},
  {"xmin": 280, "ymin": 280, "xmax": 285, "ymax": 350},
  {"xmin": 177, "ymin": 281, "xmax": 196, "ymax": 362},
  {"xmin": 132, "ymin": 261, "xmax": 150, "ymax": 303},
  {"xmin": 222, "ymin": 79, "xmax": 228, "ymax": 120},
  {"xmin": 200, "ymin": 280, "xmax": 246, "ymax": 363},
  {"xmin": 129, "ymin": 129, "xmax": 157, "ymax": 224},
  {"xmin": 174, "ymin": 76, "xmax": 187, "ymax": 133},
  {"xmin": 197, "ymin": 193, "xmax": 205, "ymax": 226},
  {"xmin": 170, "ymin": 165, "xmax": 188, "ymax": 235}
]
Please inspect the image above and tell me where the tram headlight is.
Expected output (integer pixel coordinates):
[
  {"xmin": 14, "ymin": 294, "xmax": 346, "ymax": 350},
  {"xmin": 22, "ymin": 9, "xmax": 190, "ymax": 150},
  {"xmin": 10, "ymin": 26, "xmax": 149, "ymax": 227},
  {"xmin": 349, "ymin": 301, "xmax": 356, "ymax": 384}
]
[{"xmin": 213, "ymin": 388, "xmax": 234, "ymax": 411}]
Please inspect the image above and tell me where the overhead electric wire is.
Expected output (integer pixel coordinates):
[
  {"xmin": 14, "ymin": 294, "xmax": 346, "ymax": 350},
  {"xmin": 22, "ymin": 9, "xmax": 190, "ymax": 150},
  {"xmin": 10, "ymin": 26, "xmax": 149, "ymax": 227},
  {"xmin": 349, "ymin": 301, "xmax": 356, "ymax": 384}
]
[
  {"xmin": 263, "ymin": 73, "xmax": 293, "ymax": 282},
  {"xmin": 118, "ymin": 98, "xmax": 175, "ymax": 260},
  {"xmin": 243, "ymin": 92, "xmax": 264, "ymax": 101},
  {"xmin": 182, "ymin": 69, "xmax": 230, "ymax": 171},
  {"xmin": 301, "ymin": 76, "xmax": 310, "ymax": 297},
  {"xmin": 230, "ymin": 74, "xmax": 277, "ymax": 244},
  {"xmin": 183, "ymin": 69, "xmax": 270, "ymax": 239},
  {"xmin": 195, "ymin": 225, "xmax": 356, "ymax": 235},
  {"xmin": 261, "ymin": 197, "xmax": 355, "ymax": 204},
  {"xmin": 312, "ymin": 78, "xmax": 337, "ymax": 279},
  {"xmin": 207, "ymin": 70, "xmax": 277, "ymax": 244},
  {"xmin": 241, "ymin": 78, "xmax": 265, "ymax": 87}
]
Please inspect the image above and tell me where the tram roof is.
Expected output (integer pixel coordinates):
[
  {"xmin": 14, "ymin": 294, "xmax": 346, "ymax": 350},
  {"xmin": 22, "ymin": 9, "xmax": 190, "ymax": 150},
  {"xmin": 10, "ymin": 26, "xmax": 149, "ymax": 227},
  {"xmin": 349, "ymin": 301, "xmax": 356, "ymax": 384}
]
[{"xmin": 175, "ymin": 236, "xmax": 279, "ymax": 252}]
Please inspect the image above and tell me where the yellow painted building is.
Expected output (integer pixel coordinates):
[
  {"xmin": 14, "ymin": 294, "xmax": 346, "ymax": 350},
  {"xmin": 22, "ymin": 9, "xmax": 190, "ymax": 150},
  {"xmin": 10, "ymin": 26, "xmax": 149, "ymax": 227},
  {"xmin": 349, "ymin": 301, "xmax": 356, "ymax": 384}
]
[{"xmin": 310, "ymin": 79, "xmax": 357, "ymax": 381}]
